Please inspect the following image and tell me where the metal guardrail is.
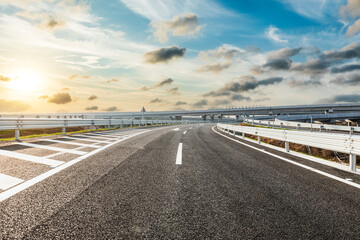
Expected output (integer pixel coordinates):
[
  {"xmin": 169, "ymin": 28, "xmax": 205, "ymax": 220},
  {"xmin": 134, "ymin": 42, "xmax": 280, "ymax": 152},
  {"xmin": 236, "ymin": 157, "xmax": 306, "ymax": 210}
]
[
  {"xmin": 0, "ymin": 118, "xmax": 201, "ymax": 140},
  {"xmin": 217, "ymin": 123, "xmax": 359, "ymax": 172},
  {"xmin": 244, "ymin": 119, "xmax": 360, "ymax": 134}
]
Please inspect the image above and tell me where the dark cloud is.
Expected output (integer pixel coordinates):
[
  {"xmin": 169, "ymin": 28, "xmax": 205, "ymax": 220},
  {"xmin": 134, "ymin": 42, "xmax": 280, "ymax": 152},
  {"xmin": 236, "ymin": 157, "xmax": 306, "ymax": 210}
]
[
  {"xmin": 263, "ymin": 58, "xmax": 292, "ymax": 70},
  {"xmin": 331, "ymin": 63, "xmax": 360, "ymax": 73},
  {"xmin": 317, "ymin": 94, "xmax": 360, "ymax": 103},
  {"xmin": 291, "ymin": 58, "xmax": 331, "ymax": 74},
  {"xmin": 197, "ymin": 62, "xmax": 231, "ymax": 73},
  {"xmin": 214, "ymin": 99, "xmax": 231, "ymax": 106},
  {"xmin": 155, "ymin": 78, "xmax": 173, "ymax": 87},
  {"xmin": 150, "ymin": 98, "xmax": 162, "ymax": 103},
  {"xmin": 192, "ymin": 99, "xmax": 208, "ymax": 108},
  {"xmin": 0, "ymin": 99, "xmax": 30, "ymax": 112},
  {"xmin": 103, "ymin": 106, "xmax": 118, "ymax": 112},
  {"xmin": 44, "ymin": 16, "xmax": 65, "ymax": 30},
  {"xmin": 141, "ymin": 78, "xmax": 174, "ymax": 91},
  {"xmin": 0, "ymin": 75, "xmax": 11, "ymax": 82},
  {"xmin": 203, "ymin": 76, "xmax": 283, "ymax": 98},
  {"xmin": 203, "ymin": 91, "xmax": 231, "ymax": 97},
  {"xmin": 268, "ymin": 47, "xmax": 302, "ymax": 59},
  {"xmin": 85, "ymin": 106, "xmax": 98, "ymax": 111},
  {"xmin": 144, "ymin": 46, "xmax": 186, "ymax": 64},
  {"xmin": 167, "ymin": 86, "xmax": 179, "ymax": 95},
  {"xmin": 289, "ymin": 79, "xmax": 322, "ymax": 88},
  {"xmin": 88, "ymin": 95, "xmax": 98, "ymax": 100},
  {"xmin": 322, "ymin": 42, "xmax": 360, "ymax": 60},
  {"xmin": 330, "ymin": 73, "xmax": 360, "ymax": 85},
  {"xmin": 47, "ymin": 93, "xmax": 72, "ymax": 104},
  {"xmin": 231, "ymin": 94, "xmax": 251, "ymax": 101},
  {"xmin": 175, "ymin": 101, "xmax": 187, "ymax": 106}
]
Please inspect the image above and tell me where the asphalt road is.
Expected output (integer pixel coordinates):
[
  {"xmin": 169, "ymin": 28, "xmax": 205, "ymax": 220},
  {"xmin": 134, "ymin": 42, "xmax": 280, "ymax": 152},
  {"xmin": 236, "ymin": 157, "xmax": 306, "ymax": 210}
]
[{"xmin": 1, "ymin": 124, "xmax": 360, "ymax": 239}]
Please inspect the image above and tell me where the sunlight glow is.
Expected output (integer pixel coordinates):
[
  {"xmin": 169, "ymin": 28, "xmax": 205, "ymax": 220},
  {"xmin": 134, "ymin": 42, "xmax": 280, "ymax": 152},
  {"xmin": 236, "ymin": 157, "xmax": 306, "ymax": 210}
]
[{"xmin": 8, "ymin": 70, "xmax": 43, "ymax": 93}]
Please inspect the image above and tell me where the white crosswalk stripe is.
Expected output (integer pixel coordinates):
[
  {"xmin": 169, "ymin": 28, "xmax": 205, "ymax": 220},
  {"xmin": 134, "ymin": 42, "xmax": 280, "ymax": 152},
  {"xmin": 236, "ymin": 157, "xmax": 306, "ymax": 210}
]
[
  {"xmin": 0, "ymin": 149, "xmax": 64, "ymax": 167},
  {"xmin": 15, "ymin": 142, "xmax": 87, "ymax": 155},
  {"xmin": 0, "ymin": 173, "xmax": 24, "ymax": 190}
]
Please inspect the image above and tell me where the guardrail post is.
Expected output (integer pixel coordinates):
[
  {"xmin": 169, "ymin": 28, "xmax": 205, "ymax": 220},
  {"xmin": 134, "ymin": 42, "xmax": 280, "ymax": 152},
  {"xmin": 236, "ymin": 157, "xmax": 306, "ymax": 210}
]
[
  {"xmin": 15, "ymin": 129, "xmax": 20, "ymax": 141},
  {"xmin": 108, "ymin": 119, "xmax": 111, "ymax": 130},
  {"xmin": 285, "ymin": 141, "xmax": 290, "ymax": 152},
  {"xmin": 350, "ymin": 154, "xmax": 357, "ymax": 172},
  {"xmin": 242, "ymin": 132, "xmax": 245, "ymax": 138},
  {"xmin": 257, "ymin": 136, "xmax": 261, "ymax": 144},
  {"xmin": 62, "ymin": 127, "xmax": 66, "ymax": 135},
  {"xmin": 296, "ymin": 124, "xmax": 299, "ymax": 130}
]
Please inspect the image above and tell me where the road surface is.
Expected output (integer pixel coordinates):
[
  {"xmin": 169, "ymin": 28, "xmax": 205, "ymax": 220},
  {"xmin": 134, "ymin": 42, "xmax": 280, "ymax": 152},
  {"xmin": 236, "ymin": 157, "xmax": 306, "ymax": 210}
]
[{"xmin": 0, "ymin": 124, "xmax": 360, "ymax": 239}]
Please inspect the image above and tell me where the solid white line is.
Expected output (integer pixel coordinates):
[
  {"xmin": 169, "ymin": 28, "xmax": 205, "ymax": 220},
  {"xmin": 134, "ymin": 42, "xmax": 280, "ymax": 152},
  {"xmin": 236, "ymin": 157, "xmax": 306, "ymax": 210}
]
[
  {"xmin": 15, "ymin": 142, "xmax": 87, "ymax": 155},
  {"xmin": 0, "ymin": 149, "xmax": 64, "ymax": 167},
  {"xmin": 0, "ymin": 173, "xmax": 24, "ymax": 190},
  {"xmin": 43, "ymin": 139, "xmax": 102, "ymax": 148},
  {"xmin": 176, "ymin": 143, "xmax": 183, "ymax": 165},
  {"xmin": 212, "ymin": 126, "xmax": 360, "ymax": 190},
  {"xmin": 183, "ymin": 131, "xmax": 187, "ymax": 135},
  {"xmin": 0, "ymin": 130, "xmax": 150, "ymax": 202}
]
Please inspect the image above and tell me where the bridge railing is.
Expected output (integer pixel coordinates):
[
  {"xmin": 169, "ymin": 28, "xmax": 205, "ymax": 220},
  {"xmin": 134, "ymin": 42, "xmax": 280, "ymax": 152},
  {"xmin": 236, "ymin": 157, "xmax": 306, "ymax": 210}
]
[
  {"xmin": 244, "ymin": 119, "xmax": 360, "ymax": 133},
  {"xmin": 217, "ymin": 123, "xmax": 359, "ymax": 172},
  {"xmin": 0, "ymin": 118, "xmax": 201, "ymax": 140}
]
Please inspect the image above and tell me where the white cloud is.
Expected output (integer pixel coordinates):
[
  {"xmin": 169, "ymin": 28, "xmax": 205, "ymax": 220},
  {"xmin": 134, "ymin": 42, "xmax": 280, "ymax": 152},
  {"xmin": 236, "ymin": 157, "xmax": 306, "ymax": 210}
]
[
  {"xmin": 119, "ymin": 0, "xmax": 235, "ymax": 21},
  {"xmin": 265, "ymin": 25, "xmax": 288, "ymax": 43},
  {"xmin": 279, "ymin": 0, "xmax": 343, "ymax": 21}
]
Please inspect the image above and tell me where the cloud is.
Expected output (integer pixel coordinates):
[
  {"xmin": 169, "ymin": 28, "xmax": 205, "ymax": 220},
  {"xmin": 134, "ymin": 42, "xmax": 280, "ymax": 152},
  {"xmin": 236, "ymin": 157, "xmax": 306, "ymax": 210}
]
[
  {"xmin": 291, "ymin": 58, "xmax": 330, "ymax": 74},
  {"xmin": 88, "ymin": 95, "xmax": 98, "ymax": 100},
  {"xmin": 43, "ymin": 15, "xmax": 65, "ymax": 30},
  {"xmin": 263, "ymin": 58, "xmax": 292, "ymax": 70},
  {"xmin": 38, "ymin": 95, "xmax": 48, "ymax": 99},
  {"xmin": 346, "ymin": 19, "xmax": 360, "ymax": 36},
  {"xmin": 152, "ymin": 13, "xmax": 203, "ymax": 43},
  {"xmin": 85, "ymin": 106, "xmax": 98, "ymax": 110},
  {"xmin": 340, "ymin": 0, "xmax": 360, "ymax": 18},
  {"xmin": 322, "ymin": 42, "xmax": 360, "ymax": 60},
  {"xmin": 198, "ymin": 44, "xmax": 243, "ymax": 60},
  {"xmin": 203, "ymin": 76, "xmax": 283, "ymax": 98},
  {"xmin": 69, "ymin": 74, "xmax": 90, "ymax": 80},
  {"xmin": 317, "ymin": 94, "xmax": 360, "ymax": 103},
  {"xmin": 289, "ymin": 78, "xmax": 322, "ymax": 88},
  {"xmin": 104, "ymin": 78, "xmax": 118, "ymax": 83},
  {"xmin": 0, "ymin": 75, "xmax": 11, "ymax": 81},
  {"xmin": 175, "ymin": 101, "xmax": 187, "ymax": 106},
  {"xmin": 47, "ymin": 93, "xmax": 72, "ymax": 104},
  {"xmin": 61, "ymin": 88, "xmax": 70, "ymax": 91},
  {"xmin": 268, "ymin": 47, "xmax": 302, "ymax": 58},
  {"xmin": 141, "ymin": 78, "xmax": 174, "ymax": 91},
  {"xmin": 103, "ymin": 106, "xmax": 118, "ymax": 111},
  {"xmin": 250, "ymin": 66, "xmax": 264, "ymax": 75},
  {"xmin": 167, "ymin": 86, "xmax": 179, "ymax": 95},
  {"xmin": 0, "ymin": 99, "xmax": 30, "ymax": 112},
  {"xmin": 330, "ymin": 73, "xmax": 360, "ymax": 85},
  {"xmin": 192, "ymin": 99, "xmax": 208, "ymax": 108},
  {"xmin": 265, "ymin": 25, "xmax": 288, "ymax": 43},
  {"xmin": 196, "ymin": 62, "xmax": 231, "ymax": 73},
  {"xmin": 214, "ymin": 99, "xmax": 231, "ymax": 106},
  {"xmin": 150, "ymin": 98, "xmax": 163, "ymax": 103},
  {"xmin": 231, "ymin": 94, "xmax": 251, "ymax": 101},
  {"xmin": 331, "ymin": 63, "xmax": 360, "ymax": 73},
  {"xmin": 144, "ymin": 46, "xmax": 186, "ymax": 64}
]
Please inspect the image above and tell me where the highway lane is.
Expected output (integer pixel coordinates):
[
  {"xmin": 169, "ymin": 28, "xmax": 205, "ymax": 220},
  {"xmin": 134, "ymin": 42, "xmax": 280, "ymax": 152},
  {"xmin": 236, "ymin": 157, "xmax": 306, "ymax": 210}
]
[{"xmin": 1, "ymin": 124, "xmax": 360, "ymax": 239}]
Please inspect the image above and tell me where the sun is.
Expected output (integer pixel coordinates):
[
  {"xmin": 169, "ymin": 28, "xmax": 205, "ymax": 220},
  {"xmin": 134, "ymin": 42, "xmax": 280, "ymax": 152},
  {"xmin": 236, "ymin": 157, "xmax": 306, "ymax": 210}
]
[{"xmin": 8, "ymin": 70, "xmax": 43, "ymax": 92}]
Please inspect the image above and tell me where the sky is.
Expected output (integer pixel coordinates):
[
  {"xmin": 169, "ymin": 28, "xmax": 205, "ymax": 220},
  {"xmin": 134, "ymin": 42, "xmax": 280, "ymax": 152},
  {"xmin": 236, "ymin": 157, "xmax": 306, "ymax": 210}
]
[{"xmin": 0, "ymin": 0, "xmax": 360, "ymax": 113}]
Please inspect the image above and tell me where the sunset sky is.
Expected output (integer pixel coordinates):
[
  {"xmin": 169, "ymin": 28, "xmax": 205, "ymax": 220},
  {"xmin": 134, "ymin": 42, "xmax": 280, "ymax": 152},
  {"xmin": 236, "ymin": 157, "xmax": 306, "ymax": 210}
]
[{"xmin": 0, "ymin": 0, "xmax": 360, "ymax": 113}]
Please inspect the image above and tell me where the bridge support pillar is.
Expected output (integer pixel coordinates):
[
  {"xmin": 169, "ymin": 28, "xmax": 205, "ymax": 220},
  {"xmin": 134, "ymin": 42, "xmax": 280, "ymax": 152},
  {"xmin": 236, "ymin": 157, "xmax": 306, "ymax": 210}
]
[
  {"xmin": 350, "ymin": 154, "xmax": 357, "ymax": 172},
  {"xmin": 15, "ymin": 129, "xmax": 20, "ymax": 141}
]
